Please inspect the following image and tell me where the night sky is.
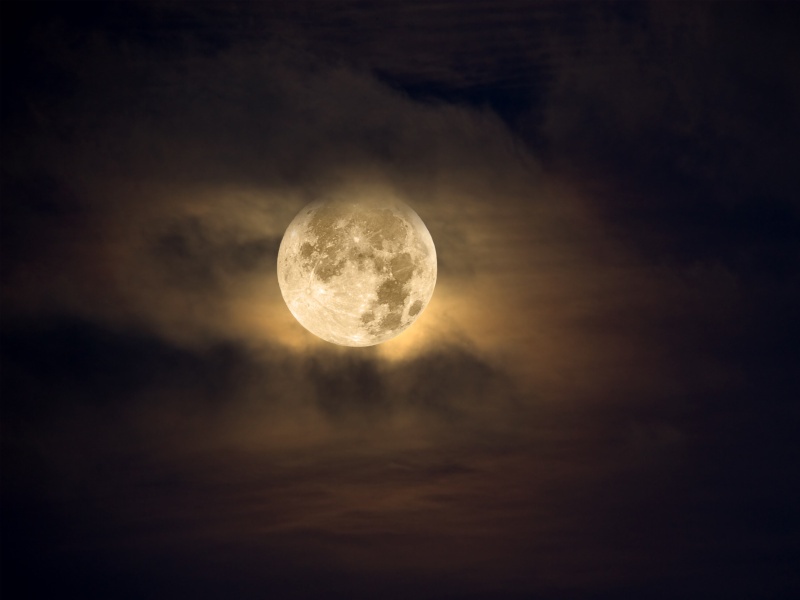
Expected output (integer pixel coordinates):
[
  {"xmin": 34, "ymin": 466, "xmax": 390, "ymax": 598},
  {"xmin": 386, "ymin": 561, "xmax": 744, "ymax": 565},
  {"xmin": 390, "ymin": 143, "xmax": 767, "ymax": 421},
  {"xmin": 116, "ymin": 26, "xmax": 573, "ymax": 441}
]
[{"xmin": 2, "ymin": 2, "xmax": 799, "ymax": 598}]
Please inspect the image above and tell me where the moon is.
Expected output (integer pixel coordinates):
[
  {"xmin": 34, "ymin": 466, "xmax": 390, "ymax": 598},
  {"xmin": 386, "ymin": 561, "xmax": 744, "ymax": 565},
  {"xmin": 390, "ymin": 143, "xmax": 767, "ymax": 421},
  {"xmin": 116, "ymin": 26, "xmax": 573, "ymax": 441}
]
[{"xmin": 277, "ymin": 197, "xmax": 437, "ymax": 346}]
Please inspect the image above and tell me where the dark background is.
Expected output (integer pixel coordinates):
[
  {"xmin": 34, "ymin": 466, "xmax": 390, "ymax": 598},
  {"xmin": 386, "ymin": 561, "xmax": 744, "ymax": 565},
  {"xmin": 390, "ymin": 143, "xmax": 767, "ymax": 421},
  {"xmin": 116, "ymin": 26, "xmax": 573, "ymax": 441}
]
[{"xmin": 2, "ymin": 2, "xmax": 799, "ymax": 598}]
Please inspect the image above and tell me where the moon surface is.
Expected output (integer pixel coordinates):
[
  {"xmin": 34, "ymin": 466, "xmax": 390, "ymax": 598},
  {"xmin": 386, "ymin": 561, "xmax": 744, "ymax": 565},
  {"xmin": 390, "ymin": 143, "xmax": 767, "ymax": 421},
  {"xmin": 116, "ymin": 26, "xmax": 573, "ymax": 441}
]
[{"xmin": 277, "ymin": 198, "xmax": 437, "ymax": 346}]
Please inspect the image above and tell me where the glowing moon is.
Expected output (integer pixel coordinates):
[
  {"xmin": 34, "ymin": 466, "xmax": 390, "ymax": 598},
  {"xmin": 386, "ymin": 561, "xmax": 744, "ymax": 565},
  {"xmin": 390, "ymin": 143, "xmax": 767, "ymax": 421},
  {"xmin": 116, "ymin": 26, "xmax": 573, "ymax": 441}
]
[{"xmin": 277, "ymin": 197, "xmax": 437, "ymax": 346}]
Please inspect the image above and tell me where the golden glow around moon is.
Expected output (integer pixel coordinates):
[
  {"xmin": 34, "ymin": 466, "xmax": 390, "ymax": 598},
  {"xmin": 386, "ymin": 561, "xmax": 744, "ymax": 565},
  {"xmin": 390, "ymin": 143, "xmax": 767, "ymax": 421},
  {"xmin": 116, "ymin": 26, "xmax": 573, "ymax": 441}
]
[{"xmin": 277, "ymin": 198, "xmax": 437, "ymax": 347}]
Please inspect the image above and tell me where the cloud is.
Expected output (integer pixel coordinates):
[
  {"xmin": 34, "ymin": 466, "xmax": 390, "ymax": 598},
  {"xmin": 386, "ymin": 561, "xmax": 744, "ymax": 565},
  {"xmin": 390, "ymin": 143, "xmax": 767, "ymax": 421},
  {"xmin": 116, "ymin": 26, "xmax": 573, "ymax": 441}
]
[
  {"xmin": 148, "ymin": 215, "xmax": 282, "ymax": 292},
  {"xmin": 1, "ymin": 313, "xmax": 693, "ymax": 599},
  {"xmin": 0, "ymin": 15, "xmax": 559, "ymax": 363},
  {"xmin": 3, "ymin": 3, "xmax": 799, "ymax": 598},
  {"xmin": 0, "ymin": 313, "xmax": 537, "ymax": 599}
]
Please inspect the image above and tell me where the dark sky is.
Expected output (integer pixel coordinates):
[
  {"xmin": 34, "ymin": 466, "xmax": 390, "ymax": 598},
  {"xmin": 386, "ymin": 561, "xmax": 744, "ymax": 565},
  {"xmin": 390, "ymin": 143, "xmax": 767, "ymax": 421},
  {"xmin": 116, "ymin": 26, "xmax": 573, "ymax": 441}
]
[{"xmin": 2, "ymin": 2, "xmax": 799, "ymax": 598}]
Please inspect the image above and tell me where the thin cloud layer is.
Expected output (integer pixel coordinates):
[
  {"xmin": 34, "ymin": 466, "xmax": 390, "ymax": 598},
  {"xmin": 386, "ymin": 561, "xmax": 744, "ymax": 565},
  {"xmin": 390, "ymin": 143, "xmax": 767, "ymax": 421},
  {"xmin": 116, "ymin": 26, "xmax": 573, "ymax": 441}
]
[{"xmin": 2, "ymin": 2, "xmax": 799, "ymax": 599}]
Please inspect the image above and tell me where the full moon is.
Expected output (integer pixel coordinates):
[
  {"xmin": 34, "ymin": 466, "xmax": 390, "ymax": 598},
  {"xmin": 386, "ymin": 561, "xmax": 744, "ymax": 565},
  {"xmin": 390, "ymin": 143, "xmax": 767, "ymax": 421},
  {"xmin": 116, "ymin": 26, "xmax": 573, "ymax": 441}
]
[{"xmin": 277, "ymin": 197, "xmax": 437, "ymax": 346}]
